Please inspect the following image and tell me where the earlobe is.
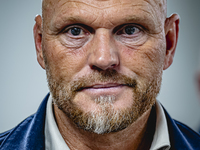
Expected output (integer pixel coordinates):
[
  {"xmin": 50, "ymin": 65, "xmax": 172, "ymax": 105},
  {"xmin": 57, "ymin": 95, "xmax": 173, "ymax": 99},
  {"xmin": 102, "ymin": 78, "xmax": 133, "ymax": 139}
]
[
  {"xmin": 34, "ymin": 15, "xmax": 45, "ymax": 69},
  {"xmin": 163, "ymin": 14, "xmax": 180, "ymax": 70}
]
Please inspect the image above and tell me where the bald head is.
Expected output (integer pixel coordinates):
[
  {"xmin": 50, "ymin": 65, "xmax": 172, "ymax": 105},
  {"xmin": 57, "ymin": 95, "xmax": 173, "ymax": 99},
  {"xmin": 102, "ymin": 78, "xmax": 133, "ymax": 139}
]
[{"xmin": 42, "ymin": 0, "xmax": 167, "ymax": 19}]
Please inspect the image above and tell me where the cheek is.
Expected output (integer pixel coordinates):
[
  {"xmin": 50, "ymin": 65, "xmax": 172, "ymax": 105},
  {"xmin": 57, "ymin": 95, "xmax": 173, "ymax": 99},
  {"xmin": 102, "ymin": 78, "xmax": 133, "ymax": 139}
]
[
  {"xmin": 43, "ymin": 38, "xmax": 87, "ymax": 81},
  {"xmin": 120, "ymin": 38, "xmax": 166, "ymax": 79}
]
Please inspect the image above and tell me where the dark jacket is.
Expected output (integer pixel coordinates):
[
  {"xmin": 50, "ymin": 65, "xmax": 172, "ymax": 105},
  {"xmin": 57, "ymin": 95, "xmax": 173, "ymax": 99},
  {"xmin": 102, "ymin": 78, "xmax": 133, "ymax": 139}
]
[{"xmin": 0, "ymin": 94, "xmax": 200, "ymax": 150}]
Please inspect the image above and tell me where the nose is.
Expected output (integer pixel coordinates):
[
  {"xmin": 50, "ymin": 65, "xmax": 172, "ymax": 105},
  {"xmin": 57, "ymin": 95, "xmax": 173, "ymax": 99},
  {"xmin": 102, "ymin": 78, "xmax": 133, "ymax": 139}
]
[{"xmin": 88, "ymin": 29, "xmax": 119, "ymax": 71}]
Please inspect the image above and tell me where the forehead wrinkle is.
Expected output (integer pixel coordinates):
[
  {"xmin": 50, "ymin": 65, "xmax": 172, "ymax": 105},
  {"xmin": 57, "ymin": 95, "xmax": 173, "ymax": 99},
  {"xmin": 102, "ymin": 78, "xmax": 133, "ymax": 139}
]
[
  {"xmin": 43, "ymin": 0, "xmax": 166, "ymax": 32},
  {"xmin": 50, "ymin": 0, "xmax": 118, "ymax": 11},
  {"xmin": 51, "ymin": 5, "xmax": 98, "ymax": 29},
  {"xmin": 43, "ymin": 0, "xmax": 166, "ymax": 12},
  {"xmin": 142, "ymin": 0, "xmax": 159, "ymax": 18},
  {"xmin": 52, "ymin": 10, "xmax": 113, "ymax": 30},
  {"xmin": 54, "ymin": 3, "xmax": 95, "ymax": 21},
  {"xmin": 89, "ymin": 11, "xmax": 115, "ymax": 28},
  {"xmin": 49, "ymin": 2, "xmax": 131, "ymax": 29},
  {"xmin": 44, "ymin": 0, "xmax": 144, "ymax": 12},
  {"xmin": 64, "ymin": 0, "xmax": 125, "ymax": 10},
  {"xmin": 42, "ymin": 0, "xmax": 125, "ymax": 28},
  {"xmin": 144, "ymin": 0, "xmax": 167, "ymax": 17},
  {"xmin": 143, "ymin": 0, "xmax": 166, "ymax": 27},
  {"xmin": 109, "ymin": 3, "xmax": 162, "ymax": 29},
  {"xmin": 94, "ymin": 2, "xmax": 161, "ymax": 28},
  {"xmin": 49, "ymin": 0, "xmax": 120, "ymax": 24},
  {"xmin": 138, "ymin": 7, "xmax": 162, "ymax": 30},
  {"xmin": 43, "ymin": 0, "xmax": 166, "ymax": 19}
]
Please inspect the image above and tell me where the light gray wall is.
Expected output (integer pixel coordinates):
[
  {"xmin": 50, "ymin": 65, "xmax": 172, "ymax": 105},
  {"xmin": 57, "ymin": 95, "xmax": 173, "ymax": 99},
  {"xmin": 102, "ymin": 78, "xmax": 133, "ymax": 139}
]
[
  {"xmin": 0, "ymin": 0, "xmax": 200, "ymax": 133},
  {"xmin": 159, "ymin": 0, "xmax": 200, "ymax": 132}
]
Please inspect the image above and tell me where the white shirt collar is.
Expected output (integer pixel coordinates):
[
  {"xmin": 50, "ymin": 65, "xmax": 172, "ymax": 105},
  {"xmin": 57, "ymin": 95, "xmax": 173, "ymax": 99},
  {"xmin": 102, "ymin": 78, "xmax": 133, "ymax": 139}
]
[
  {"xmin": 150, "ymin": 101, "xmax": 171, "ymax": 150},
  {"xmin": 45, "ymin": 95, "xmax": 170, "ymax": 150},
  {"xmin": 45, "ymin": 95, "xmax": 70, "ymax": 150}
]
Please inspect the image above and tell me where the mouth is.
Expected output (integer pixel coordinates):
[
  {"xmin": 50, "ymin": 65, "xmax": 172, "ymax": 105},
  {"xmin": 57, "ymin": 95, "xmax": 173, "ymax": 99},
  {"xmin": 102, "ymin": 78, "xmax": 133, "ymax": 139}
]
[
  {"xmin": 77, "ymin": 83, "xmax": 130, "ymax": 96},
  {"xmin": 77, "ymin": 83, "xmax": 126, "ymax": 90},
  {"xmin": 88, "ymin": 83, "xmax": 125, "ymax": 88}
]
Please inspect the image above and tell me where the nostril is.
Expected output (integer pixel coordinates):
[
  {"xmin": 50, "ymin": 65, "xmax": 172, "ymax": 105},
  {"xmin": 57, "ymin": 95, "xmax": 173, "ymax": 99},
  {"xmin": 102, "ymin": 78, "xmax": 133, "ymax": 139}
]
[
  {"xmin": 91, "ymin": 65, "xmax": 103, "ymax": 71},
  {"xmin": 111, "ymin": 64, "xmax": 116, "ymax": 67}
]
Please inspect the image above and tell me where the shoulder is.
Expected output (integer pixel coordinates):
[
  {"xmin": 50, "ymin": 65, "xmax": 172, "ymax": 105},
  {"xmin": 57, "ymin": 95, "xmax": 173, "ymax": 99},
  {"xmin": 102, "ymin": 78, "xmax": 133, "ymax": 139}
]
[
  {"xmin": 174, "ymin": 120, "xmax": 200, "ymax": 144},
  {"xmin": 0, "ymin": 93, "xmax": 49, "ymax": 149},
  {"xmin": 163, "ymin": 106, "xmax": 200, "ymax": 149},
  {"xmin": 174, "ymin": 119, "xmax": 200, "ymax": 136},
  {"xmin": 0, "ymin": 115, "xmax": 34, "ymax": 147},
  {"xmin": 0, "ymin": 129, "xmax": 13, "ymax": 145}
]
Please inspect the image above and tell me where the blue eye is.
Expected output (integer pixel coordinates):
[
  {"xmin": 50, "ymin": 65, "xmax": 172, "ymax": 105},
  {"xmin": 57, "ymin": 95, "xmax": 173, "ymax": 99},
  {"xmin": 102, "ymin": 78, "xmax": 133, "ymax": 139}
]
[
  {"xmin": 70, "ymin": 27, "xmax": 82, "ymax": 36},
  {"xmin": 124, "ymin": 26, "xmax": 136, "ymax": 35}
]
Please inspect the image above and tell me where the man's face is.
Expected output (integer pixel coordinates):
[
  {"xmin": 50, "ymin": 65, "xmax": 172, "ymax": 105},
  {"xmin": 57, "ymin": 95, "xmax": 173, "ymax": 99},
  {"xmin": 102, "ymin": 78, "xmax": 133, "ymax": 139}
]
[{"xmin": 39, "ymin": 0, "xmax": 169, "ymax": 134}]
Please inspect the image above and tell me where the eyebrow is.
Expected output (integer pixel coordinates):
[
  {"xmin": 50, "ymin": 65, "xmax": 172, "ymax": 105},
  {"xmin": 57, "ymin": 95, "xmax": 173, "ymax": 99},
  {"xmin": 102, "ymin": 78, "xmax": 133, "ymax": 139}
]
[
  {"xmin": 51, "ymin": 16, "xmax": 94, "ymax": 33},
  {"xmin": 49, "ymin": 5, "xmax": 98, "ymax": 32},
  {"xmin": 123, "ymin": 9, "xmax": 162, "ymax": 33},
  {"xmin": 115, "ymin": 16, "xmax": 161, "ymax": 34}
]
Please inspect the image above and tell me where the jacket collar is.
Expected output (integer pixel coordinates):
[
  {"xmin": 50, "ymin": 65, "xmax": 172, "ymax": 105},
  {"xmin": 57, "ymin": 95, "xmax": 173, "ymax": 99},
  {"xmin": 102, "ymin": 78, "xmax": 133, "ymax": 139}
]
[
  {"xmin": 163, "ymin": 106, "xmax": 200, "ymax": 150},
  {"xmin": 1, "ymin": 94, "xmax": 199, "ymax": 150},
  {"xmin": 0, "ymin": 93, "xmax": 49, "ymax": 150}
]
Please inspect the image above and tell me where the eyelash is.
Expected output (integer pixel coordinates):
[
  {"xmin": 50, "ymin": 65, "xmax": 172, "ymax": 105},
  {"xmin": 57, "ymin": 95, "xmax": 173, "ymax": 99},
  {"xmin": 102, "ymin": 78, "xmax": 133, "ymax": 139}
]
[
  {"xmin": 117, "ymin": 25, "xmax": 142, "ymax": 36},
  {"xmin": 62, "ymin": 24, "xmax": 143, "ymax": 36},
  {"xmin": 63, "ymin": 26, "xmax": 85, "ymax": 36}
]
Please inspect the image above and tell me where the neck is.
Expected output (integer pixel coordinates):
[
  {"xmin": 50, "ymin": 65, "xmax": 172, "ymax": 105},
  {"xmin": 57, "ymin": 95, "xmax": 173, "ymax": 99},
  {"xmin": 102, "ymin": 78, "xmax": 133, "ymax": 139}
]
[{"xmin": 54, "ymin": 105, "xmax": 156, "ymax": 150}]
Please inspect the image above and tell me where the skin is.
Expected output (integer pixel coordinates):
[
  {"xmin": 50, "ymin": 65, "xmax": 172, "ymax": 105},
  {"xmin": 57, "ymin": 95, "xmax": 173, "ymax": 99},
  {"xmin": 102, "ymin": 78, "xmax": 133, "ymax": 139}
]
[{"xmin": 34, "ymin": 0, "xmax": 179, "ymax": 149}]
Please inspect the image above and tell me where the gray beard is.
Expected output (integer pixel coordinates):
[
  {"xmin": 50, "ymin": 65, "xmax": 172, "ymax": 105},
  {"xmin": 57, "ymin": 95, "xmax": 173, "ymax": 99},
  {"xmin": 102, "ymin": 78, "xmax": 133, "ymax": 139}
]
[{"xmin": 46, "ymin": 69, "xmax": 162, "ymax": 134}]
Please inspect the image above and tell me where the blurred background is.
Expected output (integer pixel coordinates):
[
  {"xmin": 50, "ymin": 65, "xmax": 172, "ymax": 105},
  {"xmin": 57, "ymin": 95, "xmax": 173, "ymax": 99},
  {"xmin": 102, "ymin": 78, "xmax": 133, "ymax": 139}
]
[{"xmin": 0, "ymin": 0, "xmax": 200, "ymax": 133}]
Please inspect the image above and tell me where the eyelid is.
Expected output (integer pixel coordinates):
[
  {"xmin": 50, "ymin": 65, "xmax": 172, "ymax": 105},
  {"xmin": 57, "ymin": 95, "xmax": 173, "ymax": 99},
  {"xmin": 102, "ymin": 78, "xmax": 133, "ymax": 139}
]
[
  {"xmin": 64, "ymin": 25, "xmax": 81, "ymax": 32},
  {"xmin": 61, "ymin": 24, "xmax": 94, "ymax": 34},
  {"xmin": 114, "ymin": 23, "xmax": 145, "ymax": 35}
]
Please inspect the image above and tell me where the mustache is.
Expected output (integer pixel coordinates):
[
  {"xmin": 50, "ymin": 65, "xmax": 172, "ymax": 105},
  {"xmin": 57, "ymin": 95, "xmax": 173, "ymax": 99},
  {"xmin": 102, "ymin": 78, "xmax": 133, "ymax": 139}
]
[{"xmin": 70, "ymin": 70, "xmax": 137, "ymax": 92}]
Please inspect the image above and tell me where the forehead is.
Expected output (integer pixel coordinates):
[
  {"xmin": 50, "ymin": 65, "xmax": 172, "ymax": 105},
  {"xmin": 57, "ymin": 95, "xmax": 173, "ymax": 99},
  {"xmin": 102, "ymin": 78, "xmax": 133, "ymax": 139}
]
[
  {"xmin": 42, "ymin": 0, "xmax": 166, "ymax": 30},
  {"xmin": 43, "ymin": 0, "xmax": 166, "ymax": 16},
  {"xmin": 43, "ymin": 0, "xmax": 165, "ymax": 8}
]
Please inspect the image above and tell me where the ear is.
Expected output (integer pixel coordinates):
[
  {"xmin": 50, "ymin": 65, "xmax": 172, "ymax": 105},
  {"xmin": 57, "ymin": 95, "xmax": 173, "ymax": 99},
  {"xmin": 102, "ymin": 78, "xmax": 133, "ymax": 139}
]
[
  {"xmin": 34, "ymin": 15, "xmax": 45, "ymax": 69},
  {"xmin": 163, "ymin": 14, "xmax": 180, "ymax": 70}
]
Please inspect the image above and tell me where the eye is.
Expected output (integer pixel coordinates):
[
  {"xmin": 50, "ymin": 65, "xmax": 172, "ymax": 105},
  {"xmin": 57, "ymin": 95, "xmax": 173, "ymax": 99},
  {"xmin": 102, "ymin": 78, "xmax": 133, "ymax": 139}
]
[
  {"xmin": 70, "ymin": 27, "xmax": 82, "ymax": 36},
  {"xmin": 124, "ymin": 26, "xmax": 137, "ymax": 35},
  {"xmin": 115, "ymin": 24, "xmax": 147, "ymax": 47},
  {"xmin": 63, "ymin": 25, "xmax": 87, "ymax": 37},
  {"xmin": 116, "ymin": 24, "xmax": 141, "ymax": 36},
  {"xmin": 59, "ymin": 25, "xmax": 91, "ymax": 49}
]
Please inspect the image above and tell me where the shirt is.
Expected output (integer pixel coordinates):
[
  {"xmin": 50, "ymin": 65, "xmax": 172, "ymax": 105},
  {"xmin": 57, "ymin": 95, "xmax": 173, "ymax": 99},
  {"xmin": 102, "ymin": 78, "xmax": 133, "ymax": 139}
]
[{"xmin": 45, "ymin": 95, "xmax": 170, "ymax": 150}]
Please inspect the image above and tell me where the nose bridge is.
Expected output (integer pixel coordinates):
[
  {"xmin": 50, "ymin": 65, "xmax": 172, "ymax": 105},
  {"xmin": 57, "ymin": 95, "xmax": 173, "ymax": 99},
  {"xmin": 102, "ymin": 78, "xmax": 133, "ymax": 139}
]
[{"xmin": 88, "ymin": 28, "xmax": 119, "ymax": 70}]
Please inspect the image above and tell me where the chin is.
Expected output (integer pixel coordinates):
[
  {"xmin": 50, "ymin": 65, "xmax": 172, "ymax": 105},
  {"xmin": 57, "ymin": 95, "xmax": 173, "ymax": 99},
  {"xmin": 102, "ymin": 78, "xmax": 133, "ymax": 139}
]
[{"xmin": 47, "ymin": 68, "xmax": 162, "ymax": 134}]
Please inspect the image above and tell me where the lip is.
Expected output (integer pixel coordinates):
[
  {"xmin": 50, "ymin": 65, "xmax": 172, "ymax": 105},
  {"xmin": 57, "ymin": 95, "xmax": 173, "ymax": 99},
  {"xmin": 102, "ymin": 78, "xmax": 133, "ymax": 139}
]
[
  {"xmin": 79, "ymin": 83, "xmax": 128, "ymax": 96},
  {"xmin": 87, "ymin": 83, "xmax": 124, "ymax": 89}
]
